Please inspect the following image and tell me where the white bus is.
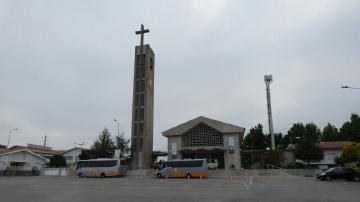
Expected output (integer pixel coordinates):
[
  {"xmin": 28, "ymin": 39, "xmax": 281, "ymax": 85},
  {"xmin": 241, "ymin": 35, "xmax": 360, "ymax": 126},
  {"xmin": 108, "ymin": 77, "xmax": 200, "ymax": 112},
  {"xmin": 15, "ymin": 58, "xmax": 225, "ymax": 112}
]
[
  {"xmin": 155, "ymin": 159, "xmax": 208, "ymax": 178},
  {"xmin": 76, "ymin": 158, "xmax": 126, "ymax": 177}
]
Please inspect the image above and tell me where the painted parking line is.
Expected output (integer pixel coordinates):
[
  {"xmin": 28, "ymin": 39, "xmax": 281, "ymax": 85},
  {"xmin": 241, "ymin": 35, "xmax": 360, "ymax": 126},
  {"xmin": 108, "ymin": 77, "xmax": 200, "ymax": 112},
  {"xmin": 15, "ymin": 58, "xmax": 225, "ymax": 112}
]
[{"xmin": 242, "ymin": 181, "xmax": 250, "ymax": 190}]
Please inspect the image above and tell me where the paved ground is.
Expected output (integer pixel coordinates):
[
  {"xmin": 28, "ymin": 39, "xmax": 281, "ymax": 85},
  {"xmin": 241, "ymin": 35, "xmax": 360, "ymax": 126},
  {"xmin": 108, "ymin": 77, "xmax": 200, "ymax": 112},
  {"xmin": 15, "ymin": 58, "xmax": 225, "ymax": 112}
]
[{"xmin": 0, "ymin": 176, "xmax": 359, "ymax": 202}]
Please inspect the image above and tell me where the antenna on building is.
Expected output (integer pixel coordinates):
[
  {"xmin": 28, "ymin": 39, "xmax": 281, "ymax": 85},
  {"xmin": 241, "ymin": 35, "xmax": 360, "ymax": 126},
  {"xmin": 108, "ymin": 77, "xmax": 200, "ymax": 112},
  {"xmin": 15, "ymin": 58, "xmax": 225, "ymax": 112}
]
[{"xmin": 264, "ymin": 75, "xmax": 275, "ymax": 150}]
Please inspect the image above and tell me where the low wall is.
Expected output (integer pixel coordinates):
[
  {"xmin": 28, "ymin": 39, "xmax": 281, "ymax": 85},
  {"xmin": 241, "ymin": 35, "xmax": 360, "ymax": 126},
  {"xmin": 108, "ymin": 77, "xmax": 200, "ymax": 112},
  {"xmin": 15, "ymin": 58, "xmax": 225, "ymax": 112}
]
[
  {"xmin": 0, "ymin": 170, "xmax": 40, "ymax": 176},
  {"xmin": 43, "ymin": 168, "xmax": 68, "ymax": 176},
  {"xmin": 282, "ymin": 169, "xmax": 321, "ymax": 177}
]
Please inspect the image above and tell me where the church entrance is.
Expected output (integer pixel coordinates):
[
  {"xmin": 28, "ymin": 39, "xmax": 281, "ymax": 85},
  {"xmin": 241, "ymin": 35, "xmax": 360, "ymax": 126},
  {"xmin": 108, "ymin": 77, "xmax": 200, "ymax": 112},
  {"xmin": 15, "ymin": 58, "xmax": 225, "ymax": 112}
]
[{"xmin": 180, "ymin": 149, "xmax": 225, "ymax": 169}]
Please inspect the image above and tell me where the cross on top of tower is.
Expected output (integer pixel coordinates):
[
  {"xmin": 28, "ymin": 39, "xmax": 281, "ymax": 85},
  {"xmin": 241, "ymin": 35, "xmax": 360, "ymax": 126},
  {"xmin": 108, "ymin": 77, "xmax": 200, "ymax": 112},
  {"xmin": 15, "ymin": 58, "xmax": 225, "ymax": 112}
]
[{"xmin": 135, "ymin": 24, "xmax": 150, "ymax": 47}]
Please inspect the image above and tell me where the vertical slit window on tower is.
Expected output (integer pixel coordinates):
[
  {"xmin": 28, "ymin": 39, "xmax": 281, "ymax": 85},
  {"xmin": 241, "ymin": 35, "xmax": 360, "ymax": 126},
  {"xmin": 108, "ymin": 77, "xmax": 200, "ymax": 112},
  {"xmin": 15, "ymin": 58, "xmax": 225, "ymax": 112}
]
[
  {"xmin": 135, "ymin": 108, "xmax": 139, "ymax": 121},
  {"xmin": 135, "ymin": 67, "xmax": 140, "ymax": 79},
  {"xmin": 135, "ymin": 94, "xmax": 139, "ymax": 106},
  {"xmin": 140, "ymin": 94, "xmax": 144, "ymax": 106},
  {"xmin": 150, "ymin": 57, "xmax": 153, "ymax": 70},
  {"xmin": 140, "ymin": 108, "xmax": 144, "ymax": 121},
  {"xmin": 139, "ymin": 138, "xmax": 143, "ymax": 150},
  {"xmin": 136, "ymin": 54, "xmax": 145, "ymax": 66},
  {"xmin": 133, "ymin": 137, "xmax": 137, "ymax": 148},
  {"xmin": 140, "ymin": 80, "xmax": 145, "ymax": 92},
  {"xmin": 139, "ymin": 123, "xmax": 144, "ymax": 137},
  {"xmin": 135, "ymin": 81, "xmax": 140, "ymax": 92},
  {"xmin": 133, "ymin": 124, "xmax": 138, "ymax": 136},
  {"xmin": 140, "ymin": 67, "xmax": 145, "ymax": 78}
]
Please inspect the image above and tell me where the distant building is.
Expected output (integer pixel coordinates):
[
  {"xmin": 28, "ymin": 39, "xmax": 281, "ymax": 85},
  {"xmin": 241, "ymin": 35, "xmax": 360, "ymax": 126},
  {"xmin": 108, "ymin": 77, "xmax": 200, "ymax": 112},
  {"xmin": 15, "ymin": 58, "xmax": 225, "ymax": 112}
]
[
  {"xmin": 9, "ymin": 145, "xmax": 64, "ymax": 161},
  {"xmin": 162, "ymin": 116, "xmax": 245, "ymax": 170},
  {"xmin": 62, "ymin": 147, "xmax": 82, "ymax": 167},
  {"xmin": 7, "ymin": 145, "xmax": 82, "ymax": 167},
  {"xmin": 291, "ymin": 141, "xmax": 353, "ymax": 169},
  {"xmin": 316, "ymin": 141, "xmax": 353, "ymax": 169},
  {"xmin": 0, "ymin": 149, "xmax": 47, "ymax": 173}
]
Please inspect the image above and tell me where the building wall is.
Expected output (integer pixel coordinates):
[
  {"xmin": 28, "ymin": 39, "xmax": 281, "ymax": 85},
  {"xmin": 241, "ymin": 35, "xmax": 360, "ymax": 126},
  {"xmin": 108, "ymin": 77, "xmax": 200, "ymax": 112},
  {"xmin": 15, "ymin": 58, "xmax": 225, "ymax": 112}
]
[
  {"xmin": 223, "ymin": 133, "xmax": 241, "ymax": 170},
  {"xmin": 0, "ymin": 151, "xmax": 45, "ymax": 170},
  {"xmin": 62, "ymin": 149, "xmax": 82, "ymax": 167},
  {"xmin": 281, "ymin": 150, "xmax": 296, "ymax": 167},
  {"xmin": 167, "ymin": 132, "xmax": 243, "ymax": 170},
  {"xmin": 131, "ymin": 45, "xmax": 155, "ymax": 169},
  {"xmin": 320, "ymin": 149, "xmax": 342, "ymax": 165},
  {"xmin": 168, "ymin": 136, "xmax": 182, "ymax": 160}
]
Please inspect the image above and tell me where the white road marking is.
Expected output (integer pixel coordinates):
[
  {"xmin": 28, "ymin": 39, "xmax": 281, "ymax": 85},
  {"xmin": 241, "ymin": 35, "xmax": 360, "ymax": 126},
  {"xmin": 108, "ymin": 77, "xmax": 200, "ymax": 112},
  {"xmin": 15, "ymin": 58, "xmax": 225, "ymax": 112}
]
[{"xmin": 242, "ymin": 181, "xmax": 250, "ymax": 190}]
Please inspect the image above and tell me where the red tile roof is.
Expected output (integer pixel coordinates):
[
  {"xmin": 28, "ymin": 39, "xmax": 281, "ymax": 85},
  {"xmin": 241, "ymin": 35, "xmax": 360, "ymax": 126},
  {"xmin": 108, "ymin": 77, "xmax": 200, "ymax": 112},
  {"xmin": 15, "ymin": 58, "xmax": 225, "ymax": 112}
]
[
  {"xmin": 0, "ymin": 148, "xmax": 10, "ymax": 154},
  {"xmin": 7, "ymin": 146, "xmax": 65, "ymax": 155},
  {"xmin": 319, "ymin": 141, "xmax": 353, "ymax": 150}
]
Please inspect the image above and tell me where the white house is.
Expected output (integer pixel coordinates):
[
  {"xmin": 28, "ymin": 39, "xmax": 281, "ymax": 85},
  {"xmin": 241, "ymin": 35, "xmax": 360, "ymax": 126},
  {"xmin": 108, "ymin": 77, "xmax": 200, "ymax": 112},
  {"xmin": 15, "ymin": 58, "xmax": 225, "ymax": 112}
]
[
  {"xmin": 62, "ymin": 147, "xmax": 83, "ymax": 167},
  {"xmin": 312, "ymin": 141, "xmax": 353, "ymax": 169},
  {"xmin": 0, "ymin": 149, "xmax": 47, "ymax": 171}
]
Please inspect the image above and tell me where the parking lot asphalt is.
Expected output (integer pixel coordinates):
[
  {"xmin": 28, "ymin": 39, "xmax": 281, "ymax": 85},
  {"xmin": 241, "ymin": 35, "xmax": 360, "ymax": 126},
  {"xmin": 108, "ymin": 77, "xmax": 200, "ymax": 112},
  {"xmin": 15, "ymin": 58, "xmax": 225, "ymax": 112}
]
[{"xmin": 0, "ymin": 176, "xmax": 359, "ymax": 202}]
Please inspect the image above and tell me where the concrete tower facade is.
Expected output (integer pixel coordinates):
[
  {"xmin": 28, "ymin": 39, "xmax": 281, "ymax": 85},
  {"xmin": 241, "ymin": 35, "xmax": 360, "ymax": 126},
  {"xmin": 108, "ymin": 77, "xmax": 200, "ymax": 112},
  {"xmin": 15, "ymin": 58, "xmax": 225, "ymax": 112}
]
[{"xmin": 131, "ymin": 43, "xmax": 155, "ymax": 169}]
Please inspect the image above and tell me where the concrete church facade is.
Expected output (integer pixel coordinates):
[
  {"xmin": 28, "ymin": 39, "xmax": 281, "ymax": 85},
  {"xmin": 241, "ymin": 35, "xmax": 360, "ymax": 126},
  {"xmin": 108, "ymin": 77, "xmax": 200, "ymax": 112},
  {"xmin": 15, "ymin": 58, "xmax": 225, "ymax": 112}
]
[{"xmin": 162, "ymin": 116, "xmax": 245, "ymax": 170}]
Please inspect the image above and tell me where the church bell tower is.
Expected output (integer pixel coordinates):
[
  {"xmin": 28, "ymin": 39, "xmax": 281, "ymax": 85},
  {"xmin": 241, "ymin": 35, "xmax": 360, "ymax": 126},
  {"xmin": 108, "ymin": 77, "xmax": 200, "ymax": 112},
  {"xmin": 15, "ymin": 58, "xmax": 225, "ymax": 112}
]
[{"xmin": 131, "ymin": 24, "xmax": 155, "ymax": 169}]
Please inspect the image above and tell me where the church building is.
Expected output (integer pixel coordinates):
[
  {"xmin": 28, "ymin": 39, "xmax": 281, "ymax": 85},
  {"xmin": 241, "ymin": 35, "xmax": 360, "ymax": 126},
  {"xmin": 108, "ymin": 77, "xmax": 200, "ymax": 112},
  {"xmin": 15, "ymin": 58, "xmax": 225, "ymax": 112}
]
[{"xmin": 162, "ymin": 116, "xmax": 245, "ymax": 170}]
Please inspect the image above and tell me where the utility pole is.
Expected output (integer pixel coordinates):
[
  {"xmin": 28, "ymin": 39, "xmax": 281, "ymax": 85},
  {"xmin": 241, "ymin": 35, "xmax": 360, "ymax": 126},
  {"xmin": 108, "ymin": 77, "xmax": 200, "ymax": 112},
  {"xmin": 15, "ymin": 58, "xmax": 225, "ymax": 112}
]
[
  {"xmin": 264, "ymin": 75, "xmax": 275, "ymax": 150},
  {"xmin": 42, "ymin": 135, "xmax": 48, "ymax": 148}
]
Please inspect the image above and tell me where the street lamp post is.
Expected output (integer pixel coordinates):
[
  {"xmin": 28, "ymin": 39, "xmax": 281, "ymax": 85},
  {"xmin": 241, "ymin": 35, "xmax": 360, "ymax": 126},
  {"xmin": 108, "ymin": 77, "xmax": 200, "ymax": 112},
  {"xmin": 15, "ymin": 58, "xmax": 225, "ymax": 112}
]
[
  {"xmin": 7, "ymin": 128, "xmax": 18, "ymax": 148},
  {"xmin": 74, "ymin": 142, "xmax": 87, "ymax": 164},
  {"xmin": 114, "ymin": 119, "xmax": 120, "ymax": 137},
  {"xmin": 74, "ymin": 142, "xmax": 87, "ymax": 150},
  {"xmin": 341, "ymin": 85, "xmax": 360, "ymax": 90}
]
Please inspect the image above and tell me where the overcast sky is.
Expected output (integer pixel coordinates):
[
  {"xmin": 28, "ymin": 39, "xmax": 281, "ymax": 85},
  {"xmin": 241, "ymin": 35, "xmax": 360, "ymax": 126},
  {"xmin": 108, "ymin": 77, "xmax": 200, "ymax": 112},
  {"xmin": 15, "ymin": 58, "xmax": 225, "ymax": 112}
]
[{"xmin": 1, "ymin": 0, "xmax": 359, "ymax": 150}]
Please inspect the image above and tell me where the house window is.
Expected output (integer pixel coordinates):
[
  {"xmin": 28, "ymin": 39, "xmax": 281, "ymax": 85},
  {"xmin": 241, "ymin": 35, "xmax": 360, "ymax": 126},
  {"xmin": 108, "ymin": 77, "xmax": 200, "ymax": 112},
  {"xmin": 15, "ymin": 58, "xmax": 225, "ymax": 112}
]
[
  {"xmin": 64, "ymin": 156, "xmax": 73, "ymax": 161},
  {"xmin": 171, "ymin": 143, "xmax": 177, "ymax": 159},
  {"xmin": 229, "ymin": 137, "xmax": 235, "ymax": 153}
]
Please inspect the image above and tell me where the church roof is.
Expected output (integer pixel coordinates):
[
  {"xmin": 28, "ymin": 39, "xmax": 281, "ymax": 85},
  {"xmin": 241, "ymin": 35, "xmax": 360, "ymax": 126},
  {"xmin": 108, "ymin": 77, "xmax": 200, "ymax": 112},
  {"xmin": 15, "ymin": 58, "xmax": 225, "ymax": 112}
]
[{"xmin": 162, "ymin": 116, "xmax": 245, "ymax": 137}]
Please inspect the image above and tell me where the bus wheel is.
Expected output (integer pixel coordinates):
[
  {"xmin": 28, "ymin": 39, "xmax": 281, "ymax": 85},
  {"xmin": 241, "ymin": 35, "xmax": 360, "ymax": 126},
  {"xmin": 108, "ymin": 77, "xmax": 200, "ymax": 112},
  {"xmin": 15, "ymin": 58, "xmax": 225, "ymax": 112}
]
[
  {"xmin": 101, "ymin": 173, "xmax": 106, "ymax": 178},
  {"xmin": 186, "ymin": 174, "xmax": 192, "ymax": 179},
  {"xmin": 78, "ymin": 173, "xmax": 83, "ymax": 178}
]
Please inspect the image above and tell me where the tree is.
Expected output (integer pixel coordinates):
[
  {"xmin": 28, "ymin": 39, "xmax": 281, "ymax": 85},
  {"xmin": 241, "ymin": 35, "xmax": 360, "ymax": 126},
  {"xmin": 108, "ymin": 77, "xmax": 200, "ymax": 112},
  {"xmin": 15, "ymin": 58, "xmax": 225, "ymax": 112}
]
[
  {"xmin": 289, "ymin": 122, "xmax": 323, "ymax": 165},
  {"xmin": 115, "ymin": 132, "xmax": 130, "ymax": 158},
  {"xmin": 342, "ymin": 143, "xmax": 360, "ymax": 163},
  {"xmin": 304, "ymin": 123, "xmax": 321, "ymax": 143},
  {"xmin": 288, "ymin": 122, "xmax": 321, "ymax": 144},
  {"xmin": 321, "ymin": 123, "xmax": 341, "ymax": 141},
  {"xmin": 334, "ymin": 156, "xmax": 346, "ymax": 166},
  {"xmin": 263, "ymin": 149, "xmax": 284, "ymax": 167},
  {"xmin": 288, "ymin": 123, "xmax": 306, "ymax": 141},
  {"xmin": 0, "ymin": 144, "xmax": 6, "ymax": 149},
  {"xmin": 79, "ymin": 149, "xmax": 95, "ymax": 160},
  {"xmin": 242, "ymin": 124, "xmax": 266, "ymax": 150},
  {"xmin": 265, "ymin": 133, "xmax": 285, "ymax": 149},
  {"xmin": 90, "ymin": 128, "xmax": 116, "ymax": 159},
  {"xmin": 49, "ymin": 155, "xmax": 66, "ymax": 168},
  {"xmin": 295, "ymin": 141, "xmax": 324, "ymax": 165},
  {"xmin": 340, "ymin": 113, "xmax": 360, "ymax": 142}
]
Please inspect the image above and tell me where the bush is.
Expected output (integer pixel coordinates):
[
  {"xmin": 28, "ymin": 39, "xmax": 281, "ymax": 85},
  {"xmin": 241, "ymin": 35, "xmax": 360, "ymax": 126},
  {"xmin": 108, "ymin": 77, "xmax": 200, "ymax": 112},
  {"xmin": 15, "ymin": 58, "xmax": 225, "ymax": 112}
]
[
  {"xmin": 263, "ymin": 149, "xmax": 284, "ymax": 167},
  {"xmin": 334, "ymin": 156, "xmax": 346, "ymax": 166},
  {"xmin": 50, "ymin": 155, "xmax": 66, "ymax": 168}
]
